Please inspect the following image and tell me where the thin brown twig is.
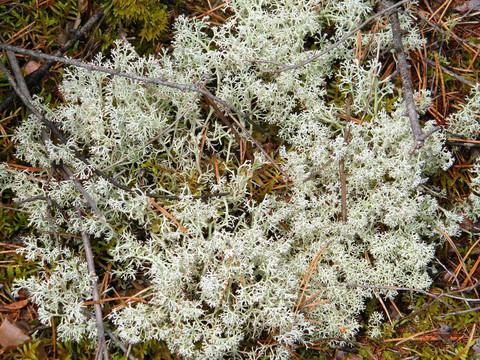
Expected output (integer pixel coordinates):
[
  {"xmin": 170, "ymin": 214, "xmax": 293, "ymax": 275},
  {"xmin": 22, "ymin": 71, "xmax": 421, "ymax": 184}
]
[
  {"xmin": 226, "ymin": 110, "xmax": 289, "ymax": 179},
  {"xmin": 2, "ymin": 51, "xmax": 108, "ymax": 227},
  {"xmin": 193, "ymin": 1, "xmax": 228, "ymax": 20},
  {"xmin": 199, "ymin": 122, "xmax": 209, "ymax": 165},
  {"xmin": 45, "ymin": 191, "xmax": 63, "ymax": 261},
  {"xmin": 0, "ymin": 204, "xmax": 31, "ymax": 213},
  {"xmin": 301, "ymin": 157, "xmax": 334, "ymax": 184},
  {"xmin": 418, "ymin": 12, "xmax": 480, "ymax": 52},
  {"xmin": 204, "ymin": 96, "xmax": 254, "ymax": 162},
  {"xmin": 302, "ymin": 94, "xmax": 355, "ymax": 187},
  {"xmin": 320, "ymin": 281, "xmax": 480, "ymax": 311},
  {"xmin": 399, "ymin": 297, "xmax": 437, "ymax": 322},
  {"xmin": 16, "ymin": 195, "xmax": 62, "ymax": 207},
  {"xmin": 294, "ymin": 240, "xmax": 334, "ymax": 313},
  {"xmin": 309, "ymin": 338, "xmax": 375, "ymax": 358},
  {"xmin": 243, "ymin": 58, "xmax": 285, "ymax": 67},
  {"xmin": 436, "ymin": 306, "xmax": 480, "ymax": 319},
  {"xmin": 358, "ymin": 19, "xmax": 381, "ymax": 62},
  {"xmin": 5, "ymin": 50, "xmax": 31, "ymax": 97},
  {"xmin": 0, "ymin": 43, "xmax": 241, "ymax": 200},
  {"xmin": 359, "ymin": 37, "xmax": 382, "ymax": 125},
  {"xmin": 436, "ymin": 227, "xmax": 474, "ymax": 288},
  {"xmin": 446, "ymin": 138, "xmax": 480, "ymax": 148},
  {"xmin": 202, "ymin": 87, "xmax": 289, "ymax": 179},
  {"xmin": 148, "ymin": 197, "xmax": 190, "ymax": 236}
]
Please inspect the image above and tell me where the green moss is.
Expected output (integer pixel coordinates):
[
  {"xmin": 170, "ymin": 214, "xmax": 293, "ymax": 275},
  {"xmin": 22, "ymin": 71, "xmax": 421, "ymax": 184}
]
[{"xmin": 112, "ymin": 0, "xmax": 170, "ymax": 43}]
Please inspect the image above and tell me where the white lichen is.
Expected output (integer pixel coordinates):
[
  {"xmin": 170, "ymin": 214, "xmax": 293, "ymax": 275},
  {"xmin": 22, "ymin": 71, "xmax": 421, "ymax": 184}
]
[{"xmin": 2, "ymin": 0, "xmax": 478, "ymax": 359}]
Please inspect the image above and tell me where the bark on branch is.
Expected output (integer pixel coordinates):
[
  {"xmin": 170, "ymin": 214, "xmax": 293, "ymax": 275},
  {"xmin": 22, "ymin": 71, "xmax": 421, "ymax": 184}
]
[{"xmin": 384, "ymin": 0, "xmax": 440, "ymax": 153}]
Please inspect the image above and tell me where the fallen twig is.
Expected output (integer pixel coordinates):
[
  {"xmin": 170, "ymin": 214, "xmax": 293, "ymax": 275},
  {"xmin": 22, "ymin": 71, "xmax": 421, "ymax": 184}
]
[
  {"xmin": 359, "ymin": 38, "xmax": 382, "ymax": 125},
  {"xmin": 204, "ymin": 96, "xmax": 254, "ymax": 162},
  {"xmin": 0, "ymin": 43, "xmax": 248, "ymax": 122},
  {"xmin": 75, "ymin": 206, "xmax": 109, "ymax": 360},
  {"xmin": 201, "ymin": 87, "xmax": 288, "ymax": 179},
  {"xmin": 302, "ymin": 157, "xmax": 334, "ymax": 183},
  {"xmin": 384, "ymin": 0, "xmax": 440, "ymax": 153},
  {"xmin": 436, "ymin": 306, "xmax": 480, "ymax": 319},
  {"xmin": 0, "ymin": 204, "xmax": 30, "ymax": 213},
  {"xmin": 82, "ymin": 309, "xmax": 139, "ymax": 360},
  {"xmin": 446, "ymin": 138, "xmax": 480, "ymax": 148},
  {"xmin": 61, "ymin": 164, "xmax": 106, "ymax": 223},
  {"xmin": 320, "ymin": 281, "xmax": 480, "ymax": 314},
  {"xmin": 148, "ymin": 197, "xmax": 190, "ymax": 236},
  {"xmin": 422, "ymin": 56, "xmax": 476, "ymax": 87},
  {"xmin": 418, "ymin": 12, "xmax": 480, "ymax": 53},
  {"xmin": 1, "ymin": 51, "xmax": 108, "ymax": 225}
]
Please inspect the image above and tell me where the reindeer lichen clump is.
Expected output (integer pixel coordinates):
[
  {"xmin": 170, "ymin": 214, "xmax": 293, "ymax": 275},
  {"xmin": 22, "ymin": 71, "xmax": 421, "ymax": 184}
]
[{"xmin": 2, "ymin": 0, "xmax": 477, "ymax": 358}]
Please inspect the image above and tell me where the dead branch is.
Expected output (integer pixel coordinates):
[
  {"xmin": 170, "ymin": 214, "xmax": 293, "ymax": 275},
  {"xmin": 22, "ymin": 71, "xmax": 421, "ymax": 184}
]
[
  {"xmin": 201, "ymin": 88, "xmax": 289, "ymax": 179},
  {"xmin": 0, "ymin": 43, "xmax": 248, "ymax": 122},
  {"xmin": 436, "ymin": 306, "xmax": 480, "ymax": 319},
  {"xmin": 320, "ymin": 281, "xmax": 480, "ymax": 312},
  {"xmin": 0, "ymin": 53, "xmax": 126, "ymax": 356},
  {"xmin": 384, "ymin": 0, "xmax": 440, "ymax": 153},
  {"xmin": 417, "ymin": 12, "xmax": 480, "ymax": 53},
  {"xmin": 359, "ymin": 38, "xmax": 382, "ymax": 125},
  {"xmin": 204, "ymin": 96, "xmax": 254, "ymax": 162},
  {"xmin": 422, "ymin": 56, "xmax": 476, "ymax": 87},
  {"xmin": 446, "ymin": 138, "xmax": 480, "ymax": 148},
  {"xmin": 302, "ymin": 157, "xmax": 334, "ymax": 183},
  {"xmin": 82, "ymin": 309, "xmax": 139, "ymax": 360},
  {"xmin": 61, "ymin": 164, "xmax": 106, "ymax": 223},
  {"xmin": 0, "ymin": 204, "xmax": 30, "ymax": 213},
  {"xmin": 75, "ymin": 206, "xmax": 109, "ymax": 360},
  {"xmin": 226, "ymin": 111, "xmax": 288, "ymax": 178},
  {"xmin": 2, "ymin": 52, "xmax": 104, "ymax": 222}
]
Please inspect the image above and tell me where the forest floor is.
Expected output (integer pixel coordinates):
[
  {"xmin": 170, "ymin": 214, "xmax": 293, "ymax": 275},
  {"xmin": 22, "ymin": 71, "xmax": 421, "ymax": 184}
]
[{"xmin": 1, "ymin": 0, "xmax": 480, "ymax": 359}]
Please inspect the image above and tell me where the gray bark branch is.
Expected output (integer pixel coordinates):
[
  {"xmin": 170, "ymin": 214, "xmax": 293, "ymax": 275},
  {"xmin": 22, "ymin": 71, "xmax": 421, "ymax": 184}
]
[{"xmin": 384, "ymin": 0, "xmax": 440, "ymax": 153}]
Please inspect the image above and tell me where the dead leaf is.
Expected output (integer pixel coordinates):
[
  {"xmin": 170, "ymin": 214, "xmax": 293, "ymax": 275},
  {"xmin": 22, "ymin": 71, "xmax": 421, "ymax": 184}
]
[
  {"xmin": 0, "ymin": 318, "xmax": 30, "ymax": 350},
  {"xmin": 23, "ymin": 61, "xmax": 40, "ymax": 75},
  {"xmin": 458, "ymin": 216, "xmax": 480, "ymax": 232},
  {"xmin": 0, "ymin": 299, "xmax": 29, "ymax": 311}
]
